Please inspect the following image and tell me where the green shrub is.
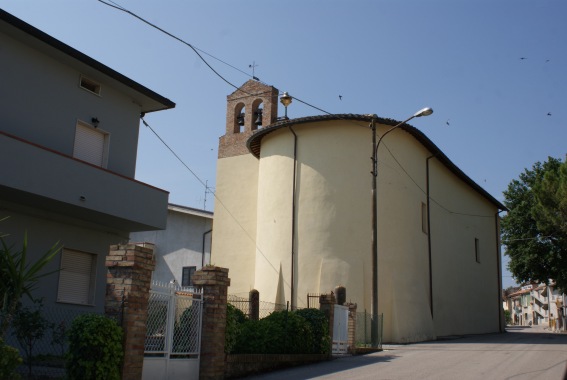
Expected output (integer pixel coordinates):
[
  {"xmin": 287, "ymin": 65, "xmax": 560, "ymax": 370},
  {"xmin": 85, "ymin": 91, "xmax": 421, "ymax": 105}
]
[
  {"xmin": 295, "ymin": 308, "xmax": 330, "ymax": 354},
  {"xmin": 262, "ymin": 310, "xmax": 312, "ymax": 354},
  {"xmin": 0, "ymin": 338, "xmax": 22, "ymax": 380},
  {"xmin": 225, "ymin": 304, "xmax": 247, "ymax": 353},
  {"xmin": 66, "ymin": 314, "xmax": 123, "ymax": 380},
  {"xmin": 229, "ymin": 309, "xmax": 325, "ymax": 355}
]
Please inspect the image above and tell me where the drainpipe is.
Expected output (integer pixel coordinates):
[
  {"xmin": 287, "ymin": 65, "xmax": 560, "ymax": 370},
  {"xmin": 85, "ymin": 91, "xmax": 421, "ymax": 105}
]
[
  {"xmin": 202, "ymin": 228, "xmax": 212, "ymax": 268},
  {"xmin": 289, "ymin": 126, "xmax": 298, "ymax": 310},
  {"xmin": 426, "ymin": 155, "xmax": 436, "ymax": 317},
  {"xmin": 495, "ymin": 211, "xmax": 504, "ymax": 332}
]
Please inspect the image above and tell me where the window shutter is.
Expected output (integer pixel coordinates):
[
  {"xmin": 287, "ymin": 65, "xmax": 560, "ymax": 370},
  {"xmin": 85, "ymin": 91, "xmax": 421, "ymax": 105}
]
[
  {"xmin": 73, "ymin": 123, "xmax": 105, "ymax": 166},
  {"xmin": 57, "ymin": 250, "xmax": 96, "ymax": 304}
]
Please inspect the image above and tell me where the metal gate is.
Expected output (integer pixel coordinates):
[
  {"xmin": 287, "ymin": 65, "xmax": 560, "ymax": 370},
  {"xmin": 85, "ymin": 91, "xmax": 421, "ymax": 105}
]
[
  {"xmin": 143, "ymin": 281, "xmax": 203, "ymax": 380},
  {"xmin": 332, "ymin": 304, "xmax": 349, "ymax": 354}
]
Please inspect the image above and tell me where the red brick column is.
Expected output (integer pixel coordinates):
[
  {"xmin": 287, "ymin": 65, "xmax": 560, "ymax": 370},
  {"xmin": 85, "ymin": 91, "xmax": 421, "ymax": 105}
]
[
  {"xmin": 105, "ymin": 243, "xmax": 155, "ymax": 380},
  {"xmin": 346, "ymin": 303, "xmax": 357, "ymax": 353},
  {"xmin": 192, "ymin": 266, "xmax": 231, "ymax": 380}
]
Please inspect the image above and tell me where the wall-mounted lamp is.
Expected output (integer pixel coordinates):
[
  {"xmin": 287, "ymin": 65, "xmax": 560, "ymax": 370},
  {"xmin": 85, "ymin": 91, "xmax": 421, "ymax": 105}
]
[
  {"xmin": 91, "ymin": 117, "xmax": 100, "ymax": 128},
  {"xmin": 79, "ymin": 196, "xmax": 86, "ymax": 202},
  {"xmin": 280, "ymin": 92, "xmax": 292, "ymax": 120}
]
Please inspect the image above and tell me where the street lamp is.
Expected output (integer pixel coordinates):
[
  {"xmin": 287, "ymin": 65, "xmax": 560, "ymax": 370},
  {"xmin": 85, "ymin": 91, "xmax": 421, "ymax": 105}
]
[
  {"xmin": 280, "ymin": 92, "xmax": 292, "ymax": 119},
  {"xmin": 370, "ymin": 107, "xmax": 433, "ymax": 348}
]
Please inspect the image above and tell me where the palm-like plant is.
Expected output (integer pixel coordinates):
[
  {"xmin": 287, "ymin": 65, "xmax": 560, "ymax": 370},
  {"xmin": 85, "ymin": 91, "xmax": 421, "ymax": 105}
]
[{"xmin": 0, "ymin": 232, "xmax": 61, "ymax": 337}]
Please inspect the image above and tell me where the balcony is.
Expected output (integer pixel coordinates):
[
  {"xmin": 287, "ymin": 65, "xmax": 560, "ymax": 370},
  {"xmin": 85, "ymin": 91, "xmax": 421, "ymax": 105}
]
[{"xmin": 0, "ymin": 132, "xmax": 168, "ymax": 232}]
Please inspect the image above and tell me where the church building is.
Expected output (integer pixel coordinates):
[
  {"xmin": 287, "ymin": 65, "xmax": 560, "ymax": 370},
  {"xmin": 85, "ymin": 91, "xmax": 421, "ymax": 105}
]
[{"xmin": 212, "ymin": 80, "xmax": 506, "ymax": 343}]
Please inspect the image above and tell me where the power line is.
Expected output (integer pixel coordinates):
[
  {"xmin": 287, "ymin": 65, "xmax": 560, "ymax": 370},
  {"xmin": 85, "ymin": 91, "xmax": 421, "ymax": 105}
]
[
  {"xmin": 140, "ymin": 116, "xmax": 300, "ymax": 303},
  {"xmin": 98, "ymin": 0, "xmax": 259, "ymax": 95}
]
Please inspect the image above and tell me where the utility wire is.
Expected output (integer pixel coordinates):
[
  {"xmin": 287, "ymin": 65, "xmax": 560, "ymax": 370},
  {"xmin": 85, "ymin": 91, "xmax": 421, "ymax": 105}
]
[
  {"xmin": 141, "ymin": 116, "xmax": 299, "ymax": 303},
  {"xmin": 106, "ymin": 1, "xmax": 499, "ymax": 233},
  {"xmin": 99, "ymin": 0, "xmax": 260, "ymax": 97}
]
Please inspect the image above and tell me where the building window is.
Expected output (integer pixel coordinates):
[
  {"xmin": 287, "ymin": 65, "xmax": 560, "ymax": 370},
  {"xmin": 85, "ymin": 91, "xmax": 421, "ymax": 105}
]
[
  {"xmin": 79, "ymin": 75, "xmax": 101, "ymax": 95},
  {"xmin": 73, "ymin": 121, "xmax": 109, "ymax": 167},
  {"xmin": 57, "ymin": 249, "xmax": 97, "ymax": 305},
  {"xmin": 182, "ymin": 266, "xmax": 196, "ymax": 287},
  {"xmin": 421, "ymin": 202, "xmax": 428, "ymax": 234},
  {"xmin": 475, "ymin": 238, "xmax": 480, "ymax": 263}
]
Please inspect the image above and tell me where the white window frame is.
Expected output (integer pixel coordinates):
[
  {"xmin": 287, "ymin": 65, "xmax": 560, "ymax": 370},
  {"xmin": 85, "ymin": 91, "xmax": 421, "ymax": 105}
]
[
  {"xmin": 57, "ymin": 248, "xmax": 97, "ymax": 305},
  {"xmin": 73, "ymin": 120, "xmax": 110, "ymax": 168}
]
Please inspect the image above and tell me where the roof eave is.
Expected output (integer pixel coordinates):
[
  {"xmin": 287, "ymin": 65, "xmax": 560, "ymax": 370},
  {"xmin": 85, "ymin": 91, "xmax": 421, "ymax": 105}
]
[{"xmin": 246, "ymin": 114, "xmax": 507, "ymax": 211}]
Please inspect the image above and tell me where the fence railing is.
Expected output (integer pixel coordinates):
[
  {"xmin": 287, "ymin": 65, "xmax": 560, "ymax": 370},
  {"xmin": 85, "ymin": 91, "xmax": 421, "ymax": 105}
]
[
  {"xmin": 355, "ymin": 310, "xmax": 383, "ymax": 349},
  {"xmin": 3, "ymin": 302, "xmax": 106, "ymax": 379},
  {"xmin": 227, "ymin": 294, "xmax": 286, "ymax": 320},
  {"xmin": 144, "ymin": 280, "xmax": 203, "ymax": 357}
]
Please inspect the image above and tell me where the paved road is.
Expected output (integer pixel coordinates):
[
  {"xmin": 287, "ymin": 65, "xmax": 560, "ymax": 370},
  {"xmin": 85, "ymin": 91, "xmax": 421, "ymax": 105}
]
[{"xmin": 243, "ymin": 327, "xmax": 567, "ymax": 380}]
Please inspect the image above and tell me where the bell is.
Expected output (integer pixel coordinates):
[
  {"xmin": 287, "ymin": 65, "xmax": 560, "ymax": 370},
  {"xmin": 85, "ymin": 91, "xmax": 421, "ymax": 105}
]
[
  {"xmin": 254, "ymin": 112, "xmax": 263, "ymax": 126},
  {"xmin": 237, "ymin": 112, "xmax": 245, "ymax": 126}
]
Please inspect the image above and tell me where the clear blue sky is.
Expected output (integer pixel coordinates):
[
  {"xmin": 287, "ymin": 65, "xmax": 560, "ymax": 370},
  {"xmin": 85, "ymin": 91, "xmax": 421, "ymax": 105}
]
[{"xmin": 2, "ymin": 0, "xmax": 565, "ymax": 288}]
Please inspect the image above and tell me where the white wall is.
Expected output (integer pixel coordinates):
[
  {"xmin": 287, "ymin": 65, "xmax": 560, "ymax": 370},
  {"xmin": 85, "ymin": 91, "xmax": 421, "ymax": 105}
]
[{"xmin": 130, "ymin": 208, "xmax": 212, "ymax": 285}]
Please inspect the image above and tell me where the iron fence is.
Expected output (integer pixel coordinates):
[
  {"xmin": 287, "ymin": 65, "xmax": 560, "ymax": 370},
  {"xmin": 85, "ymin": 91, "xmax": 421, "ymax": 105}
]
[
  {"xmin": 3, "ymin": 302, "xmax": 108, "ymax": 379},
  {"xmin": 228, "ymin": 294, "xmax": 287, "ymax": 319},
  {"xmin": 355, "ymin": 310, "xmax": 383, "ymax": 349},
  {"xmin": 144, "ymin": 281, "xmax": 203, "ymax": 358}
]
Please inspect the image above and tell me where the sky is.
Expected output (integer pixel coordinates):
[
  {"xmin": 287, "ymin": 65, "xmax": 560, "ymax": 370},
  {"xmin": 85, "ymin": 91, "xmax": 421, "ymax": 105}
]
[{"xmin": 2, "ymin": 0, "xmax": 565, "ymax": 289}]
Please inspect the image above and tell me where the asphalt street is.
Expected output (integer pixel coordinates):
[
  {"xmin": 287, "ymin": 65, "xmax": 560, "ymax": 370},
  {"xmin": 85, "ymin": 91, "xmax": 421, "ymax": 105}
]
[{"xmin": 243, "ymin": 326, "xmax": 567, "ymax": 380}]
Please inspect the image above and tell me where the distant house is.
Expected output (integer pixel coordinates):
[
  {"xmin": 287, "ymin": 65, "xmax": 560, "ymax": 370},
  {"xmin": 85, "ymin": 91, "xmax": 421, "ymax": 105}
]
[
  {"xmin": 130, "ymin": 204, "xmax": 213, "ymax": 286},
  {"xmin": 508, "ymin": 282, "xmax": 566, "ymax": 329},
  {"xmin": 508, "ymin": 286, "xmax": 533, "ymax": 326},
  {"xmin": 0, "ymin": 9, "xmax": 174, "ymax": 315},
  {"xmin": 212, "ymin": 80, "xmax": 507, "ymax": 343}
]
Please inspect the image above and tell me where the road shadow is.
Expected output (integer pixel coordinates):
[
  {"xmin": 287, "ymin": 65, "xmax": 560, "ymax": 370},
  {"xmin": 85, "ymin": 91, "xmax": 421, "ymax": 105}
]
[
  {"xmin": 240, "ymin": 353, "xmax": 398, "ymax": 379},
  {"xmin": 413, "ymin": 327, "xmax": 567, "ymax": 346}
]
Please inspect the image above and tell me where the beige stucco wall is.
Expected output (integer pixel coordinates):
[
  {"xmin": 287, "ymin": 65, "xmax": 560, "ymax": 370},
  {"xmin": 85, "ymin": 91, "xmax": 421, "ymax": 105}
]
[
  {"xmin": 254, "ymin": 121, "xmax": 437, "ymax": 342},
  {"xmin": 211, "ymin": 153, "xmax": 259, "ymax": 297},
  {"xmin": 428, "ymin": 158, "xmax": 500, "ymax": 337},
  {"xmin": 213, "ymin": 118, "xmax": 501, "ymax": 343}
]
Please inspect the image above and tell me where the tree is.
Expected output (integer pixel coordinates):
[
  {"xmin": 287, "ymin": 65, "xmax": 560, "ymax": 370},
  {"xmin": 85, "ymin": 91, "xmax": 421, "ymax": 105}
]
[
  {"xmin": 501, "ymin": 156, "xmax": 567, "ymax": 291},
  {"xmin": 0, "ymin": 231, "xmax": 61, "ymax": 337}
]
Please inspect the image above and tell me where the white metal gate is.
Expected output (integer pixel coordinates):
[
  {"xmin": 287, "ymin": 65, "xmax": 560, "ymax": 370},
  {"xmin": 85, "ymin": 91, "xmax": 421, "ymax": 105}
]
[
  {"xmin": 143, "ymin": 281, "xmax": 203, "ymax": 380},
  {"xmin": 332, "ymin": 304, "xmax": 349, "ymax": 354}
]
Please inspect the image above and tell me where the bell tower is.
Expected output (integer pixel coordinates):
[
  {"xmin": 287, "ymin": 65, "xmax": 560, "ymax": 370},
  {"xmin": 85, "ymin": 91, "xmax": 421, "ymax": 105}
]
[
  {"xmin": 212, "ymin": 80, "xmax": 280, "ymax": 297},
  {"xmin": 219, "ymin": 80, "xmax": 279, "ymax": 158}
]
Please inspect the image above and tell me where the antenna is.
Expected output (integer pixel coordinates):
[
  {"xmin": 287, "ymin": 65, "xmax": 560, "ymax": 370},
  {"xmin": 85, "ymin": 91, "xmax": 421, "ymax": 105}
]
[{"xmin": 203, "ymin": 180, "xmax": 215, "ymax": 210}]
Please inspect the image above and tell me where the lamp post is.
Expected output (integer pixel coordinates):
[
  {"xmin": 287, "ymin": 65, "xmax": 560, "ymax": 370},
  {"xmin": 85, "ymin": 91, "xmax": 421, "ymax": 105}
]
[
  {"xmin": 280, "ymin": 92, "xmax": 292, "ymax": 119},
  {"xmin": 370, "ymin": 107, "xmax": 433, "ymax": 348}
]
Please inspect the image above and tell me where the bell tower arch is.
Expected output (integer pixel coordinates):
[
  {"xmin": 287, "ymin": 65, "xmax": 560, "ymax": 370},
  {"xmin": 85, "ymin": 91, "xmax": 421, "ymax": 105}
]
[{"xmin": 219, "ymin": 80, "xmax": 279, "ymax": 158}]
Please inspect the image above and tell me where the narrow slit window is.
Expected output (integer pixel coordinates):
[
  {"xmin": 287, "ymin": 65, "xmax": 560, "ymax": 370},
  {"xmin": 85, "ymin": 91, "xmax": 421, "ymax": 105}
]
[
  {"xmin": 80, "ymin": 76, "xmax": 101, "ymax": 95},
  {"xmin": 421, "ymin": 202, "xmax": 428, "ymax": 234},
  {"xmin": 475, "ymin": 238, "xmax": 480, "ymax": 263}
]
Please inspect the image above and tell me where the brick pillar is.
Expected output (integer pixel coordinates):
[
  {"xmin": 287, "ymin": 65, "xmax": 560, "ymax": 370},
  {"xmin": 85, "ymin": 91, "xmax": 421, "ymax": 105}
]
[
  {"xmin": 249, "ymin": 289, "xmax": 259, "ymax": 321},
  {"xmin": 192, "ymin": 266, "xmax": 230, "ymax": 380},
  {"xmin": 346, "ymin": 303, "xmax": 357, "ymax": 353},
  {"xmin": 105, "ymin": 243, "xmax": 155, "ymax": 380},
  {"xmin": 319, "ymin": 292, "xmax": 336, "ymax": 353}
]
